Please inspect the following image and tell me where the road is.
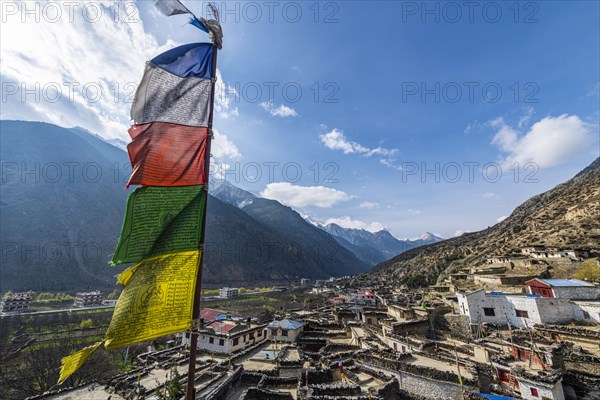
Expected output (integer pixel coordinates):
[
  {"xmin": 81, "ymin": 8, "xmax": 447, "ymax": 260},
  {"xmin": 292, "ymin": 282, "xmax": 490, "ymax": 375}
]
[{"xmin": 0, "ymin": 304, "xmax": 115, "ymax": 318}]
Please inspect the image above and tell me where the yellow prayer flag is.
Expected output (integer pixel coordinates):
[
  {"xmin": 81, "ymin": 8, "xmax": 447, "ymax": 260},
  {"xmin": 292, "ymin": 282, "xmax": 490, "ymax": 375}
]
[
  {"xmin": 58, "ymin": 341, "xmax": 104, "ymax": 384},
  {"xmin": 105, "ymin": 250, "xmax": 200, "ymax": 349}
]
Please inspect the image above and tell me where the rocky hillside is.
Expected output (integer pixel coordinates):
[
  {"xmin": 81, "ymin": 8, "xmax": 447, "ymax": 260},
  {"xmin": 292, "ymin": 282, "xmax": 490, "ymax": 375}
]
[{"xmin": 369, "ymin": 157, "xmax": 600, "ymax": 285}]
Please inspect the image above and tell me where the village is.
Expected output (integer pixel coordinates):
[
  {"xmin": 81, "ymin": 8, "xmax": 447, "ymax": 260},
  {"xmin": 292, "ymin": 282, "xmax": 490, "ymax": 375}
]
[
  {"xmin": 9, "ymin": 244, "xmax": 594, "ymax": 400},
  {"xmin": 1, "ymin": 0, "xmax": 598, "ymax": 399}
]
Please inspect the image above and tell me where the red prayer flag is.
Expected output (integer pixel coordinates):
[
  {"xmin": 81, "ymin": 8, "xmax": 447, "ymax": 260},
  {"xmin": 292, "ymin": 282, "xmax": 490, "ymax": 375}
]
[{"xmin": 126, "ymin": 122, "xmax": 208, "ymax": 188}]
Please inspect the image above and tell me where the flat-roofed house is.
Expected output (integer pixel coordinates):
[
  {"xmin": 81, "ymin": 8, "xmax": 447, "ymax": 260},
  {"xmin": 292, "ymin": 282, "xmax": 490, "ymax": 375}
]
[
  {"xmin": 525, "ymin": 279, "xmax": 600, "ymax": 300},
  {"xmin": 268, "ymin": 319, "xmax": 305, "ymax": 342},
  {"xmin": 182, "ymin": 320, "xmax": 267, "ymax": 354},
  {"xmin": 457, "ymin": 289, "xmax": 579, "ymax": 328}
]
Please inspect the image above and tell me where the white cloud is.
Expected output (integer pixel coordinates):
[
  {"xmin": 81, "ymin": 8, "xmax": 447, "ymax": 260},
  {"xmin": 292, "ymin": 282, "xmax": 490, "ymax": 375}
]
[
  {"xmin": 453, "ymin": 229, "xmax": 471, "ymax": 237},
  {"xmin": 379, "ymin": 158, "xmax": 402, "ymax": 170},
  {"xmin": 0, "ymin": 1, "xmax": 179, "ymax": 141},
  {"xmin": 260, "ymin": 182, "xmax": 352, "ymax": 208},
  {"xmin": 359, "ymin": 201, "xmax": 380, "ymax": 209},
  {"xmin": 210, "ymin": 161, "xmax": 232, "ymax": 181},
  {"xmin": 496, "ymin": 215, "xmax": 508, "ymax": 223},
  {"xmin": 260, "ymin": 101, "xmax": 298, "ymax": 117},
  {"xmin": 215, "ymin": 69, "xmax": 239, "ymax": 120},
  {"xmin": 320, "ymin": 128, "xmax": 398, "ymax": 157},
  {"xmin": 407, "ymin": 209, "xmax": 422, "ymax": 215},
  {"xmin": 517, "ymin": 107, "xmax": 535, "ymax": 129},
  {"xmin": 0, "ymin": 0, "xmax": 243, "ymax": 164},
  {"xmin": 464, "ymin": 121, "xmax": 479, "ymax": 135},
  {"xmin": 212, "ymin": 128, "xmax": 241, "ymax": 160},
  {"xmin": 491, "ymin": 114, "xmax": 596, "ymax": 169},
  {"xmin": 582, "ymin": 82, "xmax": 600, "ymax": 99},
  {"xmin": 482, "ymin": 192, "xmax": 497, "ymax": 199},
  {"xmin": 324, "ymin": 216, "xmax": 385, "ymax": 233}
]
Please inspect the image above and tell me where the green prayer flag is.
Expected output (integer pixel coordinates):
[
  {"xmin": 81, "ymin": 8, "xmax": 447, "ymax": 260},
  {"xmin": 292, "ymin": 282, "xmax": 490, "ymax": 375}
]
[{"xmin": 111, "ymin": 186, "xmax": 205, "ymax": 265}]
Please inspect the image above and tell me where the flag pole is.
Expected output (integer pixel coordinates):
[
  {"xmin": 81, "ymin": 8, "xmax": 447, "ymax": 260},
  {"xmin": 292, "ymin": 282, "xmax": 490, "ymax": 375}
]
[{"xmin": 186, "ymin": 44, "xmax": 218, "ymax": 400}]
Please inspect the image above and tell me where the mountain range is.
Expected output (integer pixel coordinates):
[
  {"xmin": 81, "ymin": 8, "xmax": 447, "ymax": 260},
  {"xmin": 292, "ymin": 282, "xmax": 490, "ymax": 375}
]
[
  {"xmin": 210, "ymin": 180, "xmax": 444, "ymax": 266},
  {"xmin": 0, "ymin": 120, "xmax": 436, "ymax": 292},
  {"xmin": 317, "ymin": 224, "xmax": 443, "ymax": 265},
  {"xmin": 368, "ymin": 156, "xmax": 600, "ymax": 286}
]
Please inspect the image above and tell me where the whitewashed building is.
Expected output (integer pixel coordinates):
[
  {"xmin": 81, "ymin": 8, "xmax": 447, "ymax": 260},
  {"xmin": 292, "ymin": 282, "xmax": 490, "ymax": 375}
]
[
  {"xmin": 517, "ymin": 377, "xmax": 565, "ymax": 400},
  {"xmin": 0, "ymin": 292, "xmax": 32, "ymax": 313},
  {"xmin": 457, "ymin": 289, "xmax": 600, "ymax": 328},
  {"xmin": 219, "ymin": 287, "xmax": 239, "ymax": 299},
  {"xmin": 348, "ymin": 290, "xmax": 376, "ymax": 305},
  {"xmin": 73, "ymin": 291, "xmax": 103, "ymax": 307},
  {"xmin": 182, "ymin": 320, "xmax": 267, "ymax": 354}
]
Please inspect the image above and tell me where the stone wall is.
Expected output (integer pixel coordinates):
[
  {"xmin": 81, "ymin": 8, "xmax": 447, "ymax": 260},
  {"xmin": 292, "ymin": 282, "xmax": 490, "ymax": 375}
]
[
  {"xmin": 387, "ymin": 319, "xmax": 430, "ymax": 337},
  {"xmin": 435, "ymin": 314, "xmax": 471, "ymax": 340},
  {"xmin": 374, "ymin": 378, "xmax": 430, "ymax": 400},
  {"xmin": 304, "ymin": 369, "xmax": 334, "ymax": 385},
  {"xmin": 356, "ymin": 353, "xmax": 478, "ymax": 387},
  {"xmin": 241, "ymin": 372, "xmax": 267, "ymax": 385},
  {"xmin": 206, "ymin": 366, "xmax": 243, "ymax": 399},
  {"xmin": 297, "ymin": 337, "xmax": 328, "ymax": 353},
  {"xmin": 309, "ymin": 382, "xmax": 362, "ymax": 396},
  {"xmin": 359, "ymin": 364, "xmax": 467, "ymax": 400},
  {"xmin": 263, "ymin": 376, "xmax": 298, "ymax": 387},
  {"xmin": 240, "ymin": 387, "xmax": 294, "ymax": 400},
  {"xmin": 321, "ymin": 343, "xmax": 361, "ymax": 354}
]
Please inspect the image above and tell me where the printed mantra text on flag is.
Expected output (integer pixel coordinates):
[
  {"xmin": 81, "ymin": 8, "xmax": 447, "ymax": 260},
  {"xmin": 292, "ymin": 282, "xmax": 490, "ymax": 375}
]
[
  {"xmin": 126, "ymin": 122, "xmax": 208, "ymax": 187},
  {"xmin": 111, "ymin": 185, "xmax": 205, "ymax": 265}
]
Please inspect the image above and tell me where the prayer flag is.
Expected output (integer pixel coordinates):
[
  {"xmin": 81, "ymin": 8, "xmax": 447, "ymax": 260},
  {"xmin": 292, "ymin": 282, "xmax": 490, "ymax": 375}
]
[
  {"xmin": 111, "ymin": 186, "xmax": 205, "ymax": 265},
  {"xmin": 105, "ymin": 251, "xmax": 200, "ymax": 349},
  {"xmin": 126, "ymin": 122, "xmax": 208, "ymax": 188}
]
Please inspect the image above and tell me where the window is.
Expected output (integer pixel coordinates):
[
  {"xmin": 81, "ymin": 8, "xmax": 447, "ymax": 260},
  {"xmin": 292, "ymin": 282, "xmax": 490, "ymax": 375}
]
[
  {"xmin": 530, "ymin": 387, "xmax": 539, "ymax": 397},
  {"xmin": 232, "ymin": 337, "xmax": 239, "ymax": 346},
  {"xmin": 515, "ymin": 309, "xmax": 529, "ymax": 318},
  {"xmin": 281, "ymin": 329, "xmax": 288, "ymax": 336},
  {"xmin": 483, "ymin": 307, "xmax": 495, "ymax": 316},
  {"xmin": 497, "ymin": 369, "xmax": 511, "ymax": 383},
  {"xmin": 257, "ymin": 330, "xmax": 262, "ymax": 337},
  {"xmin": 209, "ymin": 337, "xmax": 214, "ymax": 344},
  {"xmin": 582, "ymin": 311, "xmax": 590, "ymax": 319},
  {"xmin": 219, "ymin": 339, "xmax": 224, "ymax": 346}
]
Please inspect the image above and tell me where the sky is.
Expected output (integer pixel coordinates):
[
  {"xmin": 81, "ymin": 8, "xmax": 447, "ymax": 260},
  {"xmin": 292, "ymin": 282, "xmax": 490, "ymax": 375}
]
[{"xmin": 1, "ymin": 0, "xmax": 599, "ymax": 239}]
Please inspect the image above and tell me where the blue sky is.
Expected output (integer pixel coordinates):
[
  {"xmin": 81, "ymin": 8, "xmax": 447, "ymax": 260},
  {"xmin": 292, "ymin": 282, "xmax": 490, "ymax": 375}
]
[{"xmin": 1, "ymin": 1, "xmax": 599, "ymax": 238}]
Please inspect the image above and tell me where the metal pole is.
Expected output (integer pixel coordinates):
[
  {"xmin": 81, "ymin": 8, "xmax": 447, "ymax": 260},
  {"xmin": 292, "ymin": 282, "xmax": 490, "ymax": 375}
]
[{"xmin": 186, "ymin": 45, "xmax": 219, "ymax": 400}]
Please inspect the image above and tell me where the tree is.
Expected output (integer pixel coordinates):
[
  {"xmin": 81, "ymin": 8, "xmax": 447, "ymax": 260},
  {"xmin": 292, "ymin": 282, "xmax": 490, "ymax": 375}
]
[
  {"xmin": 79, "ymin": 319, "xmax": 93, "ymax": 329},
  {"xmin": 156, "ymin": 367, "xmax": 184, "ymax": 400},
  {"xmin": 574, "ymin": 259, "xmax": 600, "ymax": 282},
  {"xmin": 5, "ymin": 338, "xmax": 119, "ymax": 398},
  {"xmin": 37, "ymin": 292, "xmax": 54, "ymax": 301}
]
